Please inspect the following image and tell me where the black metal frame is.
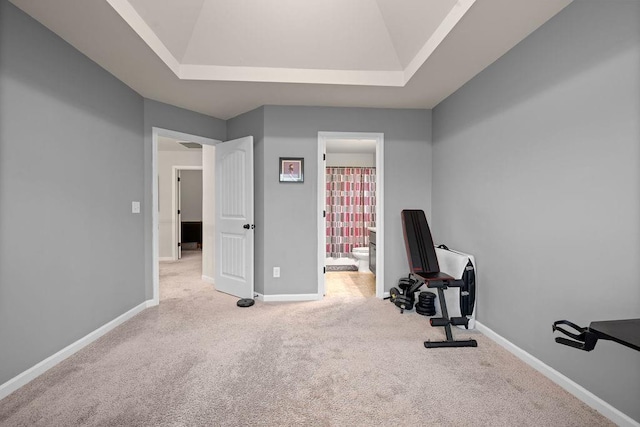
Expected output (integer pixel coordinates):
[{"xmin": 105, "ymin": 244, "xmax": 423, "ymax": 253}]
[
  {"xmin": 400, "ymin": 209, "xmax": 477, "ymax": 349},
  {"xmin": 552, "ymin": 319, "xmax": 640, "ymax": 352},
  {"xmin": 411, "ymin": 274, "xmax": 478, "ymax": 349}
]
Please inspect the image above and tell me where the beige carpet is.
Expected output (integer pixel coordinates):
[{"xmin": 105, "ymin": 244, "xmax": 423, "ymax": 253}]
[{"xmin": 0, "ymin": 251, "xmax": 611, "ymax": 426}]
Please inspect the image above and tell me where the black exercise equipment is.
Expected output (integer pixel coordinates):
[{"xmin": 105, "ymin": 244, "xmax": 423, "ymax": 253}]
[
  {"xmin": 237, "ymin": 298, "xmax": 255, "ymax": 308},
  {"xmin": 401, "ymin": 209, "xmax": 477, "ymax": 349},
  {"xmin": 436, "ymin": 244, "xmax": 476, "ymax": 321},
  {"xmin": 389, "ymin": 287, "xmax": 400, "ymax": 303},
  {"xmin": 552, "ymin": 318, "xmax": 640, "ymax": 352},
  {"xmin": 394, "ymin": 294, "xmax": 414, "ymax": 313},
  {"xmin": 397, "ymin": 277, "xmax": 413, "ymax": 292},
  {"xmin": 390, "ymin": 275, "xmax": 423, "ymax": 313},
  {"xmin": 415, "ymin": 291, "xmax": 436, "ymax": 316}
]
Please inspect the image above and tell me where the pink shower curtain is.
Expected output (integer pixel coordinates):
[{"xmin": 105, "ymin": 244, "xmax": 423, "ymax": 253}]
[{"xmin": 326, "ymin": 167, "xmax": 376, "ymax": 258}]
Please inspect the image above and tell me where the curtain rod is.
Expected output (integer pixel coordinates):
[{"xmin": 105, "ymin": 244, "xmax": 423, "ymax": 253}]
[{"xmin": 325, "ymin": 166, "xmax": 377, "ymax": 169}]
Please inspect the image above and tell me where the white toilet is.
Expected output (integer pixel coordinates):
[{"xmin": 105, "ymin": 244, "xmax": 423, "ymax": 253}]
[{"xmin": 351, "ymin": 247, "xmax": 370, "ymax": 272}]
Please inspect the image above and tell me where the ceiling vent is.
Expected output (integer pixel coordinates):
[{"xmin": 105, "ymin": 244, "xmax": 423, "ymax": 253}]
[{"xmin": 178, "ymin": 142, "xmax": 202, "ymax": 149}]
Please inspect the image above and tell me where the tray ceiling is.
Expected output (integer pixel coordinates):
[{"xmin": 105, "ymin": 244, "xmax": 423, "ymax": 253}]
[
  {"xmin": 9, "ymin": 0, "xmax": 572, "ymax": 119},
  {"xmin": 109, "ymin": 0, "xmax": 472, "ymax": 86}
]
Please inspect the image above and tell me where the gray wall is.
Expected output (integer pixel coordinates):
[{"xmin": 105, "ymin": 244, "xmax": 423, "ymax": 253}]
[
  {"xmin": 180, "ymin": 170, "xmax": 203, "ymax": 222},
  {"xmin": 0, "ymin": 1, "xmax": 145, "ymax": 385},
  {"xmin": 227, "ymin": 107, "xmax": 265, "ymax": 294},
  {"xmin": 432, "ymin": 0, "xmax": 640, "ymax": 421},
  {"xmin": 143, "ymin": 100, "xmax": 226, "ymax": 298},
  {"xmin": 263, "ymin": 106, "xmax": 431, "ymax": 295}
]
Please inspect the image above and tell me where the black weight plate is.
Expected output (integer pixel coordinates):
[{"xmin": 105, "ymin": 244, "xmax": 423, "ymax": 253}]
[
  {"xmin": 415, "ymin": 307, "xmax": 435, "ymax": 316},
  {"xmin": 237, "ymin": 298, "xmax": 255, "ymax": 307},
  {"xmin": 394, "ymin": 296, "xmax": 414, "ymax": 311},
  {"xmin": 389, "ymin": 287, "xmax": 400, "ymax": 302}
]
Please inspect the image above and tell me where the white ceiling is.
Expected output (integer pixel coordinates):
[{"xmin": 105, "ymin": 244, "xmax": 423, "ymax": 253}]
[
  {"xmin": 9, "ymin": 0, "xmax": 572, "ymax": 119},
  {"xmin": 109, "ymin": 0, "xmax": 470, "ymax": 86},
  {"xmin": 157, "ymin": 136, "xmax": 201, "ymax": 151}
]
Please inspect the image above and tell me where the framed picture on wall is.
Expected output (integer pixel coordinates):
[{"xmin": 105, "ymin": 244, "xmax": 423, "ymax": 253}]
[{"xmin": 279, "ymin": 157, "xmax": 304, "ymax": 183}]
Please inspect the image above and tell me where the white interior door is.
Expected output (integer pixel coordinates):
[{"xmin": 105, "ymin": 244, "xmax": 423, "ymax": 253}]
[
  {"xmin": 177, "ymin": 170, "xmax": 182, "ymax": 259},
  {"xmin": 214, "ymin": 136, "xmax": 254, "ymax": 299}
]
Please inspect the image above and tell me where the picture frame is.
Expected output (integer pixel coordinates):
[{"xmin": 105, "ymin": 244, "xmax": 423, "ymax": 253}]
[{"xmin": 279, "ymin": 157, "xmax": 304, "ymax": 183}]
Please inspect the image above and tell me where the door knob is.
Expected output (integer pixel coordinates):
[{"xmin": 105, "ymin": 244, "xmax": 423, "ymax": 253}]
[{"xmin": 243, "ymin": 224, "xmax": 250, "ymax": 229}]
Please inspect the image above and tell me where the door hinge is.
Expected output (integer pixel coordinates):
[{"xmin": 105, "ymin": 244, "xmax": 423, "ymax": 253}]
[
  {"xmin": 323, "ymin": 267, "xmax": 326, "ymax": 274},
  {"xmin": 177, "ymin": 209, "xmax": 181, "ymax": 214},
  {"xmin": 323, "ymin": 153, "xmax": 326, "ymax": 161},
  {"xmin": 177, "ymin": 177, "xmax": 181, "ymax": 182},
  {"xmin": 323, "ymin": 210, "xmax": 326, "ymax": 218},
  {"xmin": 178, "ymin": 242, "xmax": 181, "ymax": 247}
]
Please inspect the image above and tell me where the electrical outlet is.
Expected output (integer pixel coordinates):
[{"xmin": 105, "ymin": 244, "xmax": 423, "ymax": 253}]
[
  {"xmin": 131, "ymin": 201, "xmax": 140, "ymax": 214},
  {"xmin": 273, "ymin": 267, "xmax": 280, "ymax": 278}
]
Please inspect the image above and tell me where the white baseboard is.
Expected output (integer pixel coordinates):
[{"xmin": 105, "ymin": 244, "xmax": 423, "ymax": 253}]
[
  {"xmin": 476, "ymin": 321, "xmax": 639, "ymax": 427},
  {"xmin": 0, "ymin": 299, "xmax": 154, "ymax": 401},
  {"xmin": 201, "ymin": 275, "xmax": 215, "ymax": 284},
  {"xmin": 158, "ymin": 257, "xmax": 174, "ymax": 261},
  {"xmin": 254, "ymin": 293, "xmax": 322, "ymax": 302}
]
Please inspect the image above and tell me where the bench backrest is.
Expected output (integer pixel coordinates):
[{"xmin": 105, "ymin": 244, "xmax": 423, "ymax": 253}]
[{"xmin": 401, "ymin": 209, "xmax": 440, "ymax": 274}]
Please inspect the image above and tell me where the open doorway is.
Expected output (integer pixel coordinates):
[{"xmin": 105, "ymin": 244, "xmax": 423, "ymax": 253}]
[
  {"xmin": 151, "ymin": 128, "xmax": 219, "ymax": 305},
  {"xmin": 317, "ymin": 132, "xmax": 384, "ymax": 299},
  {"xmin": 175, "ymin": 168, "xmax": 203, "ymax": 259},
  {"xmin": 152, "ymin": 128, "xmax": 255, "ymax": 305},
  {"xmin": 156, "ymin": 135, "xmax": 205, "ymax": 262}
]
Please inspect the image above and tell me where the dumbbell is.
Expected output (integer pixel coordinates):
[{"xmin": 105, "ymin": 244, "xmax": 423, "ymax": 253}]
[
  {"xmin": 397, "ymin": 277, "xmax": 413, "ymax": 292},
  {"xmin": 394, "ymin": 294, "xmax": 415, "ymax": 313},
  {"xmin": 389, "ymin": 287, "xmax": 401, "ymax": 303}
]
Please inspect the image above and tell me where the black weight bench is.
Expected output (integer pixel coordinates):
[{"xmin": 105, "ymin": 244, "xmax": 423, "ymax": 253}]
[{"xmin": 401, "ymin": 209, "xmax": 477, "ymax": 348}]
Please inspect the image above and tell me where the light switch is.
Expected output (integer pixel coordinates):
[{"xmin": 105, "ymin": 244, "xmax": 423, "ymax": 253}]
[{"xmin": 132, "ymin": 201, "xmax": 140, "ymax": 214}]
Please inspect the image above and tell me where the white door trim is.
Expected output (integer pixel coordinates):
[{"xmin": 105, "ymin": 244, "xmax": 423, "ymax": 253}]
[
  {"xmin": 172, "ymin": 165, "xmax": 203, "ymax": 261},
  {"xmin": 152, "ymin": 127, "xmax": 220, "ymax": 306},
  {"xmin": 317, "ymin": 131, "xmax": 384, "ymax": 299}
]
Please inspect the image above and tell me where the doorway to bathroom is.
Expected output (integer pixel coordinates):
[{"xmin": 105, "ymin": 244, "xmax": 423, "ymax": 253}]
[{"xmin": 317, "ymin": 132, "xmax": 384, "ymax": 299}]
